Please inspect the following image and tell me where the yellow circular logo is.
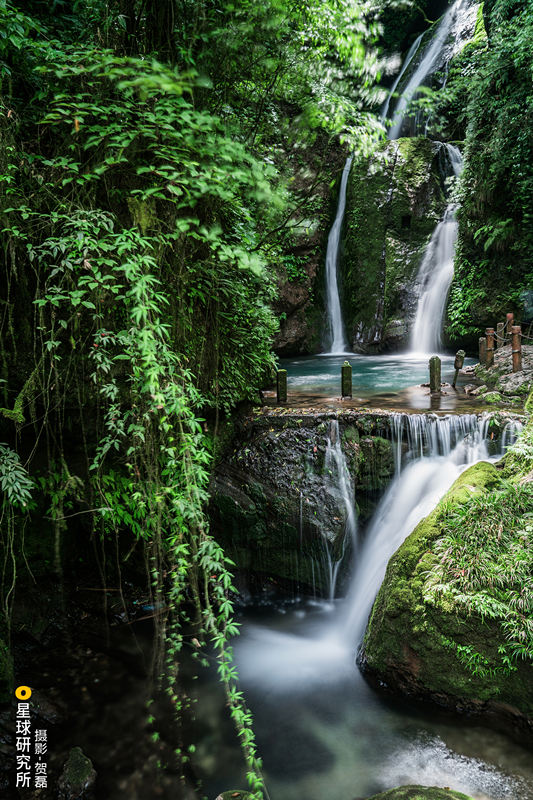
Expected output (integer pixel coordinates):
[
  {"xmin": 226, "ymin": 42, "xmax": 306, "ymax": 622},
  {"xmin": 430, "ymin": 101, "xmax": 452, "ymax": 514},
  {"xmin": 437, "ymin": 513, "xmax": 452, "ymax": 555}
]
[{"xmin": 15, "ymin": 686, "xmax": 32, "ymax": 700}]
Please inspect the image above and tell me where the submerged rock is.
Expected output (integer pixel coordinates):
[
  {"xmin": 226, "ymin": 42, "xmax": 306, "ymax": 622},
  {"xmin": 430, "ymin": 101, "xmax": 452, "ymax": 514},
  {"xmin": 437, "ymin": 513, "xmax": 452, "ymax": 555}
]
[{"xmin": 365, "ymin": 787, "xmax": 475, "ymax": 800}]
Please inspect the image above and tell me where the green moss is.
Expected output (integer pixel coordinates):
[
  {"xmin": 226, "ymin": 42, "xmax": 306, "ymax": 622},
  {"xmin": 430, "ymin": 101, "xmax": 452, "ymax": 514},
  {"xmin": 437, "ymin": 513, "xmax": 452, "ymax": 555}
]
[
  {"xmin": 366, "ymin": 787, "xmax": 475, "ymax": 800},
  {"xmin": 342, "ymin": 138, "xmax": 446, "ymax": 349},
  {"xmin": 363, "ymin": 461, "xmax": 533, "ymax": 716},
  {"xmin": 60, "ymin": 747, "xmax": 95, "ymax": 792}
]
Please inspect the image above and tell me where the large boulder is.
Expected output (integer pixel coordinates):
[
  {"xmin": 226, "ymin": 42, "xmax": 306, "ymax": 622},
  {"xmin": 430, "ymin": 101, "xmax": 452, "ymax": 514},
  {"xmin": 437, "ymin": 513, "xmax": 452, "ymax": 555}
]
[
  {"xmin": 360, "ymin": 459, "xmax": 533, "ymax": 736},
  {"xmin": 365, "ymin": 788, "xmax": 474, "ymax": 800}
]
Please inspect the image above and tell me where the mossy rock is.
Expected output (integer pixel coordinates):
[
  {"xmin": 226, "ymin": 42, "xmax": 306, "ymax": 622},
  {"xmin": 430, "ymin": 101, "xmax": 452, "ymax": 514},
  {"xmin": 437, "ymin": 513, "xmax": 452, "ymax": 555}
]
[
  {"xmin": 58, "ymin": 746, "xmax": 96, "ymax": 799},
  {"xmin": 342, "ymin": 137, "xmax": 447, "ymax": 351},
  {"xmin": 366, "ymin": 787, "xmax": 474, "ymax": 800},
  {"xmin": 483, "ymin": 391, "xmax": 503, "ymax": 404},
  {"xmin": 362, "ymin": 461, "xmax": 533, "ymax": 722}
]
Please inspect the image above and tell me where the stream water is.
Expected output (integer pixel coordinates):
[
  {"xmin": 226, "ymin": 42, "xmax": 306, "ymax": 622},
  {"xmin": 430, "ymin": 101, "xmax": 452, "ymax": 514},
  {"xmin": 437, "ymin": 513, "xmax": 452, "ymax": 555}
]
[
  {"xmin": 202, "ymin": 415, "xmax": 532, "ymax": 800},
  {"xmin": 280, "ymin": 352, "xmax": 474, "ymax": 399}
]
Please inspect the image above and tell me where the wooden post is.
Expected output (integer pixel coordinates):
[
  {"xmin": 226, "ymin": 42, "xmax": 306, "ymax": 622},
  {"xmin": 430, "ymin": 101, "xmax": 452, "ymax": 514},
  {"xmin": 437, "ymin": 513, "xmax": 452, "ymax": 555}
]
[
  {"xmin": 276, "ymin": 369, "xmax": 287, "ymax": 403},
  {"xmin": 506, "ymin": 312, "xmax": 514, "ymax": 343},
  {"xmin": 341, "ymin": 360, "xmax": 352, "ymax": 398},
  {"xmin": 496, "ymin": 322, "xmax": 504, "ymax": 349},
  {"xmin": 452, "ymin": 349, "xmax": 465, "ymax": 389},
  {"xmin": 429, "ymin": 355, "xmax": 441, "ymax": 394},
  {"xmin": 486, "ymin": 327, "xmax": 495, "ymax": 367},
  {"xmin": 479, "ymin": 337, "xmax": 487, "ymax": 365},
  {"xmin": 511, "ymin": 325, "xmax": 522, "ymax": 373}
]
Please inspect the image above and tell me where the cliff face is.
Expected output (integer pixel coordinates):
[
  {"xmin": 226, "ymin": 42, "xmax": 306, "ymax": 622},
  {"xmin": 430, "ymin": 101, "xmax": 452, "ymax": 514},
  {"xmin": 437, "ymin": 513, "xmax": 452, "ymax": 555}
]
[
  {"xmin": 271, "ymin": 134, "xmax": 347, "ymax": 356},
  {"xmin": 341, "ymin": 137, "xmax": 448, "ymax": 352}
]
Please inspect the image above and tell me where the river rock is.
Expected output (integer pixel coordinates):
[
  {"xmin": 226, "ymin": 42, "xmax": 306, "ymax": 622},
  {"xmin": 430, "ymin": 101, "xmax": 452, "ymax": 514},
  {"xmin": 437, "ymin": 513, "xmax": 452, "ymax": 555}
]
[
  {"xmin": 58, "ymin": 747, "xmax": 96, "ymax": 799},
  {"xmin": 360, "ymin": 460, "xmax": 533, "ymax": 736},
  {"xmin": 365, "ymin": 788, "xmax": 475, "ymax": 800}
]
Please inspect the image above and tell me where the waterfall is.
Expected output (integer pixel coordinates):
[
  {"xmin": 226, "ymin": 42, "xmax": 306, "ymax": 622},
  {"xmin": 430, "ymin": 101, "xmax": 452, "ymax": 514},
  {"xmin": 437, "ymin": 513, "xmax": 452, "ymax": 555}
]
[
  {"xmin": 381, "ymin": 33, "xmax": 424, "ymax": 123},
  {"xmin": 410, "ymin": 144, "xmax": 463, "ymax": 353},
  {"xmin": 387, "ymin": 0, "xmax": 475, "ymax": 140},
  {"xmin": 323, "ymin": 420, "xmax": 358, "ymax": 599},
  {"xmin": 324, "ymin": 156, "xmax": 353, "ymax": 354},
  {"xmin": 341, "ymin": 413, "xmax": 495, "ymax": 644},
  {"xmin": 410, "ymin": 144, "xmax": 463, "ymax": 354}
]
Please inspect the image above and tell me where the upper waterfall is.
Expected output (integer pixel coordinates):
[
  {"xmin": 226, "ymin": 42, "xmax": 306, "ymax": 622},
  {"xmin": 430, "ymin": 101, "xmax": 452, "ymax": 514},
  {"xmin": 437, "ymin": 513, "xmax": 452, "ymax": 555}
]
[
  {"xmin": 387, "ymin": 0, "xmax": 479, "ymax": 139},
  {"xmin": 324, "ymin": 156, "xmax": 353, "ymax": 354},
  {"xmin": 410, "ymin": 144, "xmax": 463, "ymax": 353}
]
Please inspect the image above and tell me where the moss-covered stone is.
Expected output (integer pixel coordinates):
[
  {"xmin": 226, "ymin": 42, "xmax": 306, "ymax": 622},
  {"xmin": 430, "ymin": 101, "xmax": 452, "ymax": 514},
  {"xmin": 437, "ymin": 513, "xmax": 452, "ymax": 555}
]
[
  {"xmin": 366, "ymin": 787, "xmax": 475, "ymax": 800},
  {"xmin": 58, "ymin": 746, "xmax": 96, "ymax": 799},
  {"xmin": 342, "ymin": 137, "xmax": 448, "ymax": 352},
  {"xmin": 361, "ymin": 461, "xmax": 533, "ymax": 725}
]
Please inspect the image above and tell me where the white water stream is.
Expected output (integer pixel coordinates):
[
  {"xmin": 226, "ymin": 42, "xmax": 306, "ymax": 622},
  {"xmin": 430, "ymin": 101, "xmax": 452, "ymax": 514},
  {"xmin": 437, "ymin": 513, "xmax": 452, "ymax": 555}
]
[
  {"xmin": 323, "ymin": 420, "xmax": 358, "ymax": 599},
  {"xmin": 410, "ymin": 144, "xmax": 463, "ymax": 354},
  {"xmin": 324, "ymin": 156, "xmax": 353, "ymax": 354},
  {"xmin": 388, "ymin": 0, "xmax": 475, "ymax": 140},
  {"xmin": 323, "ymin": 0, "xmax": 476, "ymax": 354}
]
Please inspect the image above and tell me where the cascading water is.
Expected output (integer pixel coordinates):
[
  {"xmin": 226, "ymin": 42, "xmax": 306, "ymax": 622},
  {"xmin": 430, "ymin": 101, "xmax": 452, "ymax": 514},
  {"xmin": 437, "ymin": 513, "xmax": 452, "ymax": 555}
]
[
  {"xmin": 387, "ymin": 0, "xmax": 477, "ymax": 140},
  {"xmin": 410, "ymin": 144, "xmax": 463, "ymax": 353},
  {"xmin": 230, "ymin": 414, "xmax": 531, "ymax": 800},
  {"xmin": 323, "ymin": 420, "xmax": 358, "ymax": 599},
  {"xmin": 341, "ymin": 413, "xmax": 489, "ymax": 643},
  {"xmin": 324, "ymin": 157, "xmax": 353, "ymax": 354}
]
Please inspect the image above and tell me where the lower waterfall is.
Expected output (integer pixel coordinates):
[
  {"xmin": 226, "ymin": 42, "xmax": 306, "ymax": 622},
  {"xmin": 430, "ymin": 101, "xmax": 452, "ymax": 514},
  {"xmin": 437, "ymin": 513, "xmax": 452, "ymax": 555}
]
[{"xmin": 229, "ymin": 413, "xmax": 530, "ymax": 800}]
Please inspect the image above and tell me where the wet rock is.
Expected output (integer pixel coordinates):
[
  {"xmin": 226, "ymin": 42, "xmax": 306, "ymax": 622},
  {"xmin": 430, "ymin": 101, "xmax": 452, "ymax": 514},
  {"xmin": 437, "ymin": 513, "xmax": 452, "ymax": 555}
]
[
  {"xmin": 497, "ymin": 370, "xmax": 532, "ymax": 396},
  {"xmin": 58, "ymin": 746, "xmax": 96, "ymax": 800},
  {"xmin": 342, "ymin": 137, "xmax": 449, "ymax": 352},
  {"xmin": 364, "ymin": 787, "xmax": 475, "ymax": 800},
  {"xmin": 215, "ymin": 792, "xmax": 253, "ymax": 800},
  {"xmin": 483, "ymin": 390, "xmax": 503, "ymax": 403},
  {"xmin": 361, "ymin": 462, "xmax": 533, "ymax": 737}
]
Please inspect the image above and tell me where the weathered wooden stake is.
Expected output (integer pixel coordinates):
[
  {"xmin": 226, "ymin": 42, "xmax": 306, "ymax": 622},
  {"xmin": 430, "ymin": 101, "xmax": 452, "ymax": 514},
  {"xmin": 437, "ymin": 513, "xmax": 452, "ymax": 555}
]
[
  {"xmin": 341, "ymin": 360, "xmax": 352, "ymax": 398},
  {"xmin": 452, "ymin": 349, "xmax": 465, "ymax": 389},
  {"xmin": 506, "ymin": 312, "xmax": 514, "ymax": 343},
  {"xmin": 429, "ymin": 355, "xmax": 441, "ymax": 394},
  {"xmin": 496, "ymin": 322, "xmax": 504, "ymax": 349},
  {"xmin": 479, "ymin": 336, "xmax": 487, "ymax": 365},
  {"xmin": 276, "ymin": 369, "xmax": 287, "ymax": 403},
  {"xmin": 511, "ymin": 325, "xmax": 522, "ymax": 373},
  {"xmin": 486, "ymin": 327, "xmax": 495, "ymax": 367}
]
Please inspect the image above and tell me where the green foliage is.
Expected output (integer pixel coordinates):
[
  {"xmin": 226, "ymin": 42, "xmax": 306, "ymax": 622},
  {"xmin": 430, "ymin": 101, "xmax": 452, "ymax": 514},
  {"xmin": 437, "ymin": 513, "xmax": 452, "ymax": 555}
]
[
  {"xmin": 0, "ymin": 0, "xmax": 384, "ymax": 796},
  {"xmin": 424, "ymin": 483, "xmax": 533, "ymax": 668},
  {"xmin": 436, "ymin": 0, "xmax": 533, "ymax": 339},
  {"xmin": 0, "ymin": 443, "xmax": 34, "ymax": 508}
]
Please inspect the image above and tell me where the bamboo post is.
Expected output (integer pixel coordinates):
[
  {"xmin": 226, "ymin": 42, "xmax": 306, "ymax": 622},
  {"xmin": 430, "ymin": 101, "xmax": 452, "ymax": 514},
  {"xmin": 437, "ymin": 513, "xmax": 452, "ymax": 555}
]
[
  {"xmin": 496, "ymin": 322, "xmax": 504, "ymax": 349},
  {"xmin": 341, "ymin": 360, "xmax": 352, "ymax": 398},
  {"xmin": 506, "ymin": 312, "xmax": 514, "ymax": 343},
  {"xmin": 276, "ymin": 369, "xmax": 287, "ymax": 403},
  {"xmin": 511, "ymin": 325, "xmax": 522, "ymax": 373},
  {"xmin": 479, "ymin": 336, "xmax": 487, "ymax": 365},
  {"xmin": 452, "ymin": 349, "xmax": 465, "ymax": 389},
  {"xmin": 429, "ymin": 355, "xmax": 441, "ymax": 394},
  {"xmin": 486, "ymin": 327, "xmax": 495, "ymax": 367}
]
